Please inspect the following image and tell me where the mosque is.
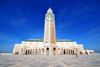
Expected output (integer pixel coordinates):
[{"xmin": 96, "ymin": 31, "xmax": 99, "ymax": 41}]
[{"xmin": 13, "ymin": 8, "xmax": 94, "ymax": 55}]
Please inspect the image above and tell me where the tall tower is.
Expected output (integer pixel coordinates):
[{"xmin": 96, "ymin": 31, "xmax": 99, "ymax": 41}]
[{"xmin": 44, "ymin": 8, "xmax": 56, "ymax": 45}]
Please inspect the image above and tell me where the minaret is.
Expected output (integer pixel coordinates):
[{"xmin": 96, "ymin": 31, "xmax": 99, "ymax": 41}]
[{"xmin": 44, "ymin": 8, "xmax": 56, "ymax": 45}]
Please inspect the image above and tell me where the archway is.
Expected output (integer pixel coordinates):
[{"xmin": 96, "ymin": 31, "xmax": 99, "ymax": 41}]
[
  {"xmin": 85, "ymin": 51, "xmax": 88, "ymax": 54},
  {"xmin": 80, "ymin": 52, "xmax": 83, "ymax": 54},
  {"xmin": 15, "ymin": 45, "xmax": 21, "ymax": 54},
  {"xmin": 25, "ymin": 50, "xmax": 27, "ymax": 55},
  {"xmin": 33, "ymin": 49, "xmax": 34, "ymax": 54},
  {"xmin": 73, "ymin": 50, "xmax": 74, "ymax": 54},
  {"xmin": 47, "ymin": 47, "xmax": 49, "ymax": 55},
  {"xmin": 15, "ymin": 51, "xmax": 19, "ymax": 54},
  {"xmin": 42, "ymin": 48, "xmax": 44, "ymax": 54},
  {"xmin": 36, "ymin": 49, "xmax": 37, "ymax": 55},
  {"xmin": 53, "ymin": 47, "xmax": 56, "ymax": 55},
  {"xmin": 64, "ymin": 49, "xmax": 65, "ymax": 54}
]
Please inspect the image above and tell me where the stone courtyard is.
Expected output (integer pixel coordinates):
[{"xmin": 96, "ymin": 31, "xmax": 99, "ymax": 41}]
[{"xmin": 0, "ymin": 54, "xmax": 100, "ymax": 67}]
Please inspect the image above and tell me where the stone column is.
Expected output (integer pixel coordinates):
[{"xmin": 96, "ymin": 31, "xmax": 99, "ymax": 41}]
[
  {"xmin": 62, "ymin": 49, "xmax": 64, "ymax": 55},
  {"xmin": 44, "ymin": 47, "xmax": 46, "ymax": 55},
  {"xmin": 31, "ymin": 49, "xmax": 33, "ymax": 54},
  {"xmin": 22, "ymin": 49, "xmax": 23, "ymax": 55},
  {"xmin": 32, "ymin": 49, "xmax": 34, "ymax": 54},
  {"xmin": 39, "ymin": 49, "xmax": 40, "ymax": 54},
  {"xmin": 65, "ymin": 49, "xmax": 66, "ymax": 55},
  {"xmin": 61, "ymin": 49, "xmax": 62, "ymax": 55},
  {"xmin": 56, "ymin": 47, "xmax": 58, "ymax": 55},
  {"xmin": 37, "ymin": 49, "xmax": 39, "ymax": 55},
  {"xmin": 36, "ymin": 49, "xmax": 37, "ymax": 55},
  {"xmin": 24, "ymin": 49, "xmax": 25, "ymax": 55},
  {"xmin": 71, "ymin": 50, "xmax": 73, "ymax": 54},
  {"xmin": 29, "ymin": 49, "xmax": 30, "ymax": 54},
  {"xmin": 60, "ymin": 48, "xmax": 61, "ymax": 55},
  {"xmin": 23, "ymin": 49, "xmax": 25, "ymax": 55},
  {"xmin": 68, "ymin": 49, "xmax": 69, "ymax": 54},
  {"xmin": 25, "ymin": 49, "xmax": 26, "ymax": 55},
  {"xmin": 74, "ymin": 49, "xmax": 76, "ymax": 54},
  {"xmin": 52, "ymin": 47, "xmax": 53, "ymax": 55},
  {"xmin": 70, "ymin": 49, "xmax": 71, "ymax": 54},
  {"xmin": 66, "ymin": 49, "xmax": 67, "ymax": 54},
  {"xmin": 34, "ymin": 49, "xmax": 35, "ymax": 55},
  {"xmin": 20, "ymin": 49, "xmax": 21, "ymax": 55},
  {"xmin": 49, "ymin": 46, "xmax": 51, "ymax": 55},
  {"xmin": 69, "ymin": 49, "xmax": 70, "ymax": 54},
  {"xmin": 27, "ymin": 50, "xmax": 28, "ymax": 54},
  {"xmin": 41, "ymin": 49, "xmax": 42, "ymax": 55}
]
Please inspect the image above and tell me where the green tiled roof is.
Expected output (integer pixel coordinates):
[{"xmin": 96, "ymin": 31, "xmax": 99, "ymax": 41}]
[{"xmin": 25, "ymin": 38, "xmax": 73, "ymax": 42}]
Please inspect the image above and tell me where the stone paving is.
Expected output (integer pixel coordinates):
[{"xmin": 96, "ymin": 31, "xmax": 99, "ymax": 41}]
[{"xmin": 0, "ymin": 54, "xmax": 100, "ymax": 67}]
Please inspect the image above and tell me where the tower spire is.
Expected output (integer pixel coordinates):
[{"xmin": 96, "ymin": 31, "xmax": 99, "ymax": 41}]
[
  {"xmin": 44, "ymin": 8, "xmax": 56, "ymax": 45},
  {"xmin": 47, "ymin": 7, "xmax": 53, "ymax": 13}
]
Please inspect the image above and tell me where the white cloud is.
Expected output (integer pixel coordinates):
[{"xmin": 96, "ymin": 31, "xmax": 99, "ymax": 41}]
[{"xmin": 86, "ymin": 27, "xmax": 100, "ymax": 41}]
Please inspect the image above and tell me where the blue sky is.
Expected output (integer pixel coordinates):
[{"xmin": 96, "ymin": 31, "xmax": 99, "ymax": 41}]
[{"xmin": 0, "ymin": 0, "xmax": 100, "ymax": 53}]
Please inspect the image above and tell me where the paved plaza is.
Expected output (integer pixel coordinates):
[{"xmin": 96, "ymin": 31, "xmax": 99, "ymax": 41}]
[{"xmin": 0, "ymin": 54, "xmax": 100, "ymax": 67}]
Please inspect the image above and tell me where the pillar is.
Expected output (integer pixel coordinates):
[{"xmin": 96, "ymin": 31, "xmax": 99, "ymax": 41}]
[
  {"xmin": 74, "ymin": 49, "xmax": 76, "ymax": 54},
  {"xmin": 32, "ymin": 49, "xmax": 34, "ymax": 54},
  {"xmin": 37, "ymin": 49, "xmax": 38, "ymax": 55},
  {"xmin": 71, "ymin": 49, "xmax": 73, "ymax": 54},
  {"xmin": 49, "ymin": 46, "xmax": 52, "ymax": 55},
  {"xmin": 66, "ymin": 49, "xmax": 67, "ymax": 54},
  {"xmin": 34, "ymin": 49, "xmax": 35, "ymax": 55},
  {"xmin": 62, "ymin": 49, "xmax": 64, "ymax": 54},
  {"xmin": 56, "ymin": 47, "xmax": 58, "ymax": 55},
  {"xmin": 31, "ymin": 49, "xmax": 33, "ymax": 54},
  {"xmin": 68, "ymin": 49, "xmax": 69, "ymax": 54},
  {"xmin": 29, "ymin": 49, "xmax": 31, "ymax": 54},
  {"xmin": 26, "ymin": 49, "xmax": 28, "ymax": 54},
  {"xmin": 44, "ymin": 47, "xmax": 46, "ymax": 55},
  {"xmin": 69, "ymin": 49, "xmax": 70, "ymax": 54},
  {"xmin": 41, "ymin": 49, "xmax": 42, "ymax": 55},
  {"xmin": 19, "ymin": 49, "xmax": 21, "ymax": 55},
  {"xmin": 65, "ymin": 49, "xmax": 66, "ymax": 55}
]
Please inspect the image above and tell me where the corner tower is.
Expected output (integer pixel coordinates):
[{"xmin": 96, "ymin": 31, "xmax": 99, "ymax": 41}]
[{"xmin": 44, "ymin": 8, "xmax": 56, "ymax": 45}]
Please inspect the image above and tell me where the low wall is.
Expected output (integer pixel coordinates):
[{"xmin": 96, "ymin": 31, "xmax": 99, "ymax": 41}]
[{"xmin": 0, "ymin": 53, "xmax": 13, "ymax": 55}]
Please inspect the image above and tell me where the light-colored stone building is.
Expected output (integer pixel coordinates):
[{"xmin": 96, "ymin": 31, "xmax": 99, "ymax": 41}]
[{"xmin": 13, "ymin": 8, "xmax": 94, "ymax": 55}]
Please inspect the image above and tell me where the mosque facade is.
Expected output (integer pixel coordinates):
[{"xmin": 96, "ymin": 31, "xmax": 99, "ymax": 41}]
[{"xmin": 13, "ymin": 8, "xmax": 94, "ymax": 55}]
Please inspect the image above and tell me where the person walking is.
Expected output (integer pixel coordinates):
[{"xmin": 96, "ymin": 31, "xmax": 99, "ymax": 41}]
[{"xmin": 76, "ymin": 53, "xmax": 78, "ymax": 57}]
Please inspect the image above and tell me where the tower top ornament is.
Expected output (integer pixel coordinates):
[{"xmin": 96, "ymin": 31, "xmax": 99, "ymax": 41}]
[{"xmin": 47, "ymin": 7, "xmax": 53, "ymax": 13}]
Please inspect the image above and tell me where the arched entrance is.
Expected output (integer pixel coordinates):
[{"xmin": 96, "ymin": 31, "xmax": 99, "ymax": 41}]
[
  {"xmin": 53, "ymin": 47, "xmax": 56, "ymax": 55},
  {"xmin": 73, "ymin": 50, "xmax": 74, "ymax": 54},
  {"xmin": 64, "ymin": 49, "xmax": 65, "ymax": 54},
  {"xmin": 25, "ymin": 50, "xmax": 27, "ymax": 55},
  {"xmin": 47, "ymin": 47, "xmax": 49, "ymax": 55},
  {"xmin": 36, "ymin": 49, "xmax": 37, "ymax": 55},
  {"xmin": 15, "ymin": 51, "xmax": 19, "ymax": 54},
  {"xmin": 85, "ymin": 51, "xmax": 88, "ymax": 54}
]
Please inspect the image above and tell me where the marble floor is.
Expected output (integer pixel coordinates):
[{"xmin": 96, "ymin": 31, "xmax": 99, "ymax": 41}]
[{"xmin": 0, "ymin": 54, "xmax": 100, "ymax": 67}]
